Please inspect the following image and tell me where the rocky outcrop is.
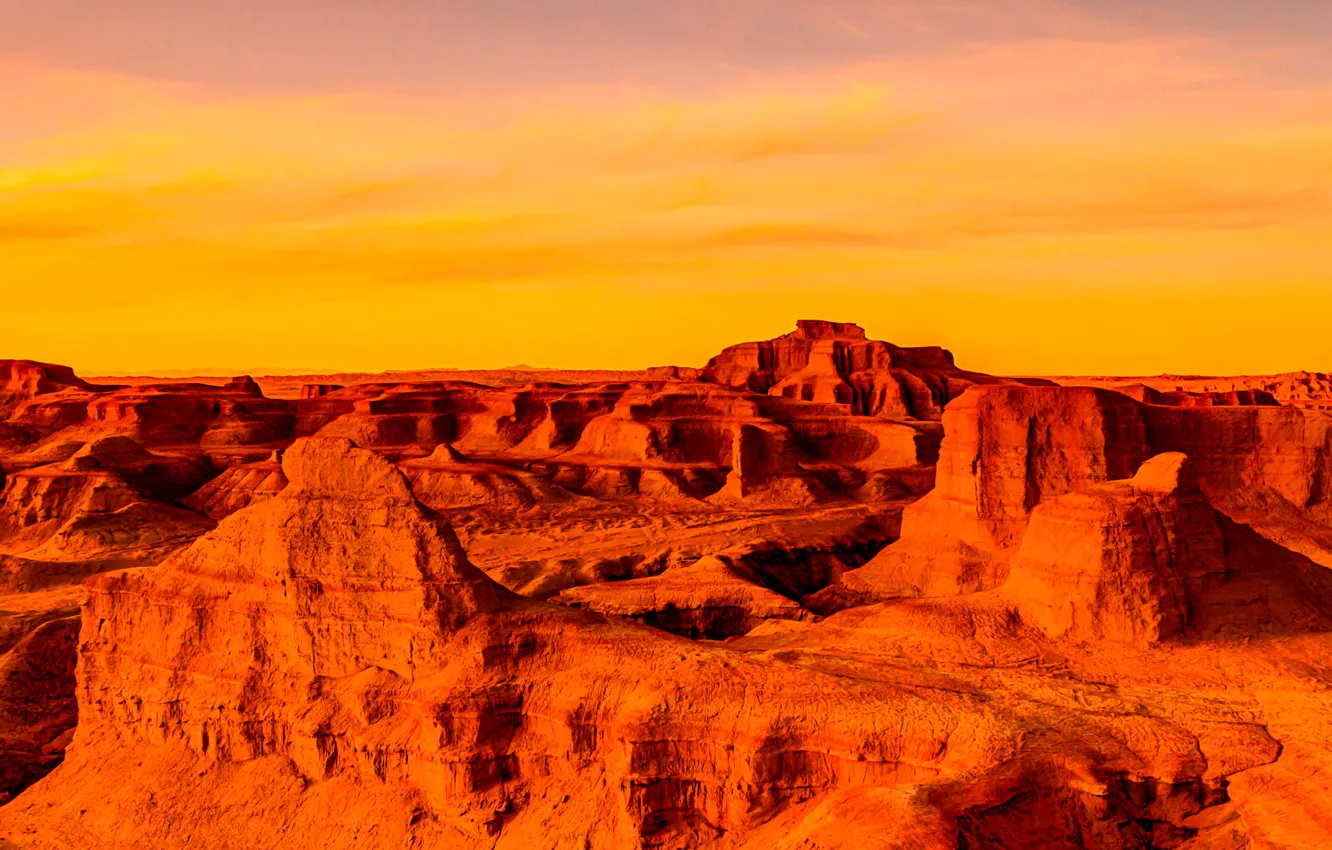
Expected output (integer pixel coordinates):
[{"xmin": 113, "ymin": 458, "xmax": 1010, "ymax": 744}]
[
  {"xmin": 4, "ymin": 382, "xmax": 296, "ymax": 471},
  {"xmin": 7, "ymin": 344, "xmax": 1332, "ymax": 848},
  {"xmin": 0, "ymin": 437, "xmax": 1294, "ymax": 847},
  {"xmin": 814, "ymin": 386, "xmax": 1151, "ymax": 608},
  {"xmin": 553, "ymin": 555, "xmax": 812, "ymax": 639},
  {"xmin": 0, "ymin": 597, "xmax": 80, "ymax": 804},
  {"xmin": 1143, "ymin": 403, "xmax": 1332, "ymax": 515},
  {"xmin": 305, "ymin": 382, "xmax": 625, "ymax": 458},
  {"xmin": 1051, "ymin": 371, "xmax": 1332, "ymax": 411},
  {"xmin": 0, "ymin": 430, "xmax": 216, "ymax": 802},
  {"xmin": 552, "ymin": 382, "xmax": 937, "ymax": 505},
  {"xmin": 700, "ymin": 320, "xmax": 1048, "ymax": 421},
  {"xmin": 1105, "ymin": 383, "xmax": 1279, "ymax": 407},
  {"xmin": 0, "ymin": 455, "xmax": 213, "ymax": 592},
  {"xmin": 223, "ymin": 376, "xmax": 264, "ymax": 396},
  {"xmin": 0, "ymin": 361, "xmax": 104, "ymax": 418},
  {"xmin": 398, "ymin": 443, "xmax": 562, "ymax": 511},
  {"xmin": 1, "ymin": 438, "xmax": 1002, "ymax": 848},
  {"xmin": 0, "ymin": 362, "xmax": 113, "ymax": 457},
  {"xmin": 300, "ymin": 384, "xmax": 345, "ymax": 399},
  {"xmin": 183, "ymin": 450, "xmax": 289, "ymax": 519},
  {"xmin": 466, "ymin": 504, "xmax": 901, "ymax": 600},
  {"xmin": 1003, "ymin": 453, "xmax": 1227, "ymax": 643}
]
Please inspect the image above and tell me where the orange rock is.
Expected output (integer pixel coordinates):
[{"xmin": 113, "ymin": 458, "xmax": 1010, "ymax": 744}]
[
  {"xmin": 183, "ymin": 450, "xmax": 289, "ymax": 519},
  {"xmin": 553, "ymin": 555, "xmax": 812, "ymax": 639},
  {"xmin": 814, "ymin": 386, "xmax": 1151, "ymax": 607},
  {"xmin": 1003, "ymin": 453, "xmax": 1227, "ymax": 643},
  {"xmin": 3, "ymin": 344, "xmax": 1332, "ymax": 848},
  {"xmin": 1050, "ymin": 371, "xmax": 1332, "ymax": 411},
  {"xmin": 4, "ymin": 438, "xmax": 1003, "ymax": 847},
  {"xmin": 0, "ymin": 360, "xmax": 103, "ymax": 418},
  {"xmin": 701, "ymin": 320, "xmax": 1051, "ymax": 420}
]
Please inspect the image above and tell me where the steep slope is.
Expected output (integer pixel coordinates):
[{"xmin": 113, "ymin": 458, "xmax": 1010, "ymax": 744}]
[
  {"xmin": 700, "ymin": 320, "xmax": 1049, "ymax": 420},
  {"xmin": 812, "ymin": 386, "xmax": 1151, "ymax": 608},
  {"xmin": 1002, "ymin": 453, "xmax": 1228, "ymax": 643},
  {"xmin": 5, "ymin": 438, "xmax": 1324, "ymax": 848}
]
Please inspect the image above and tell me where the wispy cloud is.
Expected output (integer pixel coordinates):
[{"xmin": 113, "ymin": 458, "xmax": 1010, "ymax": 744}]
[{"xmin": 2, "ymin": 21, "xmax": 1331, "ymax": 374}]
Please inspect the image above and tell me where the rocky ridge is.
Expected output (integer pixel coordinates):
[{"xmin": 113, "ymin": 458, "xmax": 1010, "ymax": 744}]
[{"xmin": 0, "ymin": 322, "xmax": 1330, "ymax": 847}]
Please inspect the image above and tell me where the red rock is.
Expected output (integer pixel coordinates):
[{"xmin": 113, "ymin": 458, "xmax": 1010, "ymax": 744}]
[
  {"xmin": 7, "ymin": 381, "xmax": 296, "ymax": 471},
  {"xmin": 1050, "ymin": 371, "xmax": 1332, "ymax": 411},
  {"xmin": 1002, "ymin": 453, "xmax": 1227, "ymax": 643},
  {"xmin": 0, "ymin": 438, "xmax": 1001, "ymax": 846},
  {"xmin": 397, "ymin": 443, "xmax": 558, "ymax": 510},
  {"xmin": 814, "ymin": 386, "xmax": 1151, "ymax": 607},
  {"xmin": 0, "ymin": 601, "xmax": 79, "ymax": 803},
  {"xmin": 1, "ymin": 339, "xmax": 1332, "ymax": 848},
  {"xmin": 0, "ymin": 455, "xmax": 213, "ymax": 593},
  {"xmin": 223, "ymin": 375, "xmax": 264, "ymax": 396},
  {"xmin": 553, "ymin": 554, "xmax": 812, "ymax": 639},
  {"xmin": 701, "ymin": 320, "xmax": 1049, "ymax": 420},
  {"xmin": 300, "ymin": 383, "xmax": 345, "ymax": 399},
  {"xmin": 183, "ymin": 450, "xmax": 289, "ymax": 519},
  {"xmin": 1106, "ymin": 383, "xmax": 1279, "ymax": 407},
  {"xmin": 0, "ymin": 360, "xmax": 103, "ymax": 418}
]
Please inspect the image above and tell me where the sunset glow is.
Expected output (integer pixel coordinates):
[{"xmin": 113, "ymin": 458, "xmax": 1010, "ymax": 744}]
[{"xmin": 3, "ymin": 1, "xmax": 1331, "ymax": 375}]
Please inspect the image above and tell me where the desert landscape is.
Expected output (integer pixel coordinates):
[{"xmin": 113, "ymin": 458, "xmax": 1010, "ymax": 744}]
[
  {"xmin": 7, "ymin": 1, "xmax": 1332, "ymax": 847},
  {"xmin": 0, "ymin": 319, "xmax": 1328, "ymax": 848}
]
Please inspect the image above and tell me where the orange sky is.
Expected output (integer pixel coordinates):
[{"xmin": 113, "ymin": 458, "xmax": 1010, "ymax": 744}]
[{"xmin": 2, "ymin": 2, "xmax": 1331, "ymax": 376}]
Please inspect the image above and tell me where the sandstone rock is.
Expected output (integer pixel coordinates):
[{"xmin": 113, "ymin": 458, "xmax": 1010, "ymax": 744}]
[
  {"xmin": 553, "ymin": 555, "xmax": 812, "ymax": 639},
  {"xmin": 4, "ymin": 340, "xmax": 1332, "ymax": 849},
  {"xmin": 300, "ymin": 383, "xmax": 346, "ymax": 399},
  {"xmin": 700, "ymin": 320, "xmax": 1050, "ymax": 421},
  {"xmin": 0, "ymin": 437, "xmax": 1003, "ymax": 848},
  {"xmin": 1106, "ymin": 383, "xmax": 1279, "ymax": 407},
  {"xmin": 183, "ymin": 450, "xmax": 289, "ymax": 519},
  {"xmin": 0, "ymin": 361, "xmax": 102, "ymax": 418},
  {"xmin": 0, "ymin": 458, "xmax": 213, "ymax": 592},
  {"xmin": 1002, "ymin": 453, "xmax": 1227, "ymax": 643},
  {"xmin": 815, "ymin": 386, "xmax": 1151, "ymax": 607},
  {"xmin": 397, "ymin": 443, "xmax": 557, "ymax": 510},
  {"xmin": 1050, "ymin": 371, "xmax": 1332, "ymax": 411},
  {"xmin": 0, "ymin": 593, "xmax": 80, "ymax": 803},
  {"xmin": 223, "ymin": 375, "xmax": 264, "ymax": 396},
  {"xmin": 10, "ymin": 382, "xmax": 297, "ymax": 471}
]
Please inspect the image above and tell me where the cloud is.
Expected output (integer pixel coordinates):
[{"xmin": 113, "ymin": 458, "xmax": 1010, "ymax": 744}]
[{"xmin": 3, "ymin": 32, "xmax": 1332, "ymax": 373}]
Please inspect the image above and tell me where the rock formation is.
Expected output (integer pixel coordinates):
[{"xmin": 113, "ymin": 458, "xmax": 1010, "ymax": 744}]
[
  {"xmin": 1051, "ymin": 371, "xmax": 1332, "ymax": 411},
  {"xmin": 1003, "ymin": 453, "xmax": 1227, "ymax": 643},
  {"xmin": 0, "ymin": 331, "xmax": 1331, "ymax": 848},
  {"xmin": 700, "ymin": 320, "xmax": 1049, "ymax": 420},
  {"xmin": 0, "ymin": 361, "xmax": 105, "ymax": 418},
  {"xmin": 183, "ymin": 450, "xmax": 289, "ymax": 519},
  {"xmin": 553, "ymin": 555, "xmax": 812, "ymax": 639},
  {"xmin": 813, "ymin": 386, "xmax": 1151, "ymax": 608},
  {"xmin": 3, "ymin": 437, "xmax": 1306, "ymax": 848}
]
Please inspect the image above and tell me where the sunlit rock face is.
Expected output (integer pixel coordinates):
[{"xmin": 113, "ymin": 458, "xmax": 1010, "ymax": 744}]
[{"xmin": 1, "ymin": 334, "xmax": 1332, "ymax": 848}]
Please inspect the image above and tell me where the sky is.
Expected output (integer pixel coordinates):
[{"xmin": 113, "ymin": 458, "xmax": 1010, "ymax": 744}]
[{"xmin": 2, "ymin": 1, "xmax": 1331, "ymax": 376}]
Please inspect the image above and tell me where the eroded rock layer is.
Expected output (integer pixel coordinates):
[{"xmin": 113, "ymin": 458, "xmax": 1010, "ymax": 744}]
[
  {"xmin": 0, "ymin": 329, "xmax": 1330, "ymax": 848},
  {"xmin": 3, "ymin": 438, "xmax": 1317, "ymax": 850},
  {"xmin": 700, "ymin": 320, "xmax": 1050, "ymax": 420}
]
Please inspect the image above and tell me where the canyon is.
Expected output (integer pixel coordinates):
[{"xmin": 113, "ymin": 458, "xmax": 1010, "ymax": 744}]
[{"xmin": 0, "ymin": 321, "xmax": 1330, "ymax": 848}]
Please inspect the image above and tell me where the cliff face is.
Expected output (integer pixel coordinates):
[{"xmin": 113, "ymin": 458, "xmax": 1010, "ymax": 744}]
[
  {"xmin": 0, "ymin": 361, "xmax": 103, "ymax": 419},
  {"xmin": 817, "ymin": 383, "xmax": 1332, "ymax": 611},
  {"xmin": 2, "ymin": 438, "xmax": 1302, "ymax": 849},
  {"xmin": 1050, "ymin": 371, "xmax": 1332, "ymax": 411},
  {"xmin": 700, "ymin": 320, "xmax": 1048, "ymax": 420},
  {"xmin": 818, "ymin": 386, "xmax": 1152, "ymax": 604},
  {"xmin": 3, "ymin": 341, "xmax": 1332, "ymax": 847},
  {"xmin": 1004, "ymin": 453, "xmax": 1228, "ymax": 643},
  {"xmin": 21, "ymin": 439, "xmax": 993, "ymax": 848}
]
